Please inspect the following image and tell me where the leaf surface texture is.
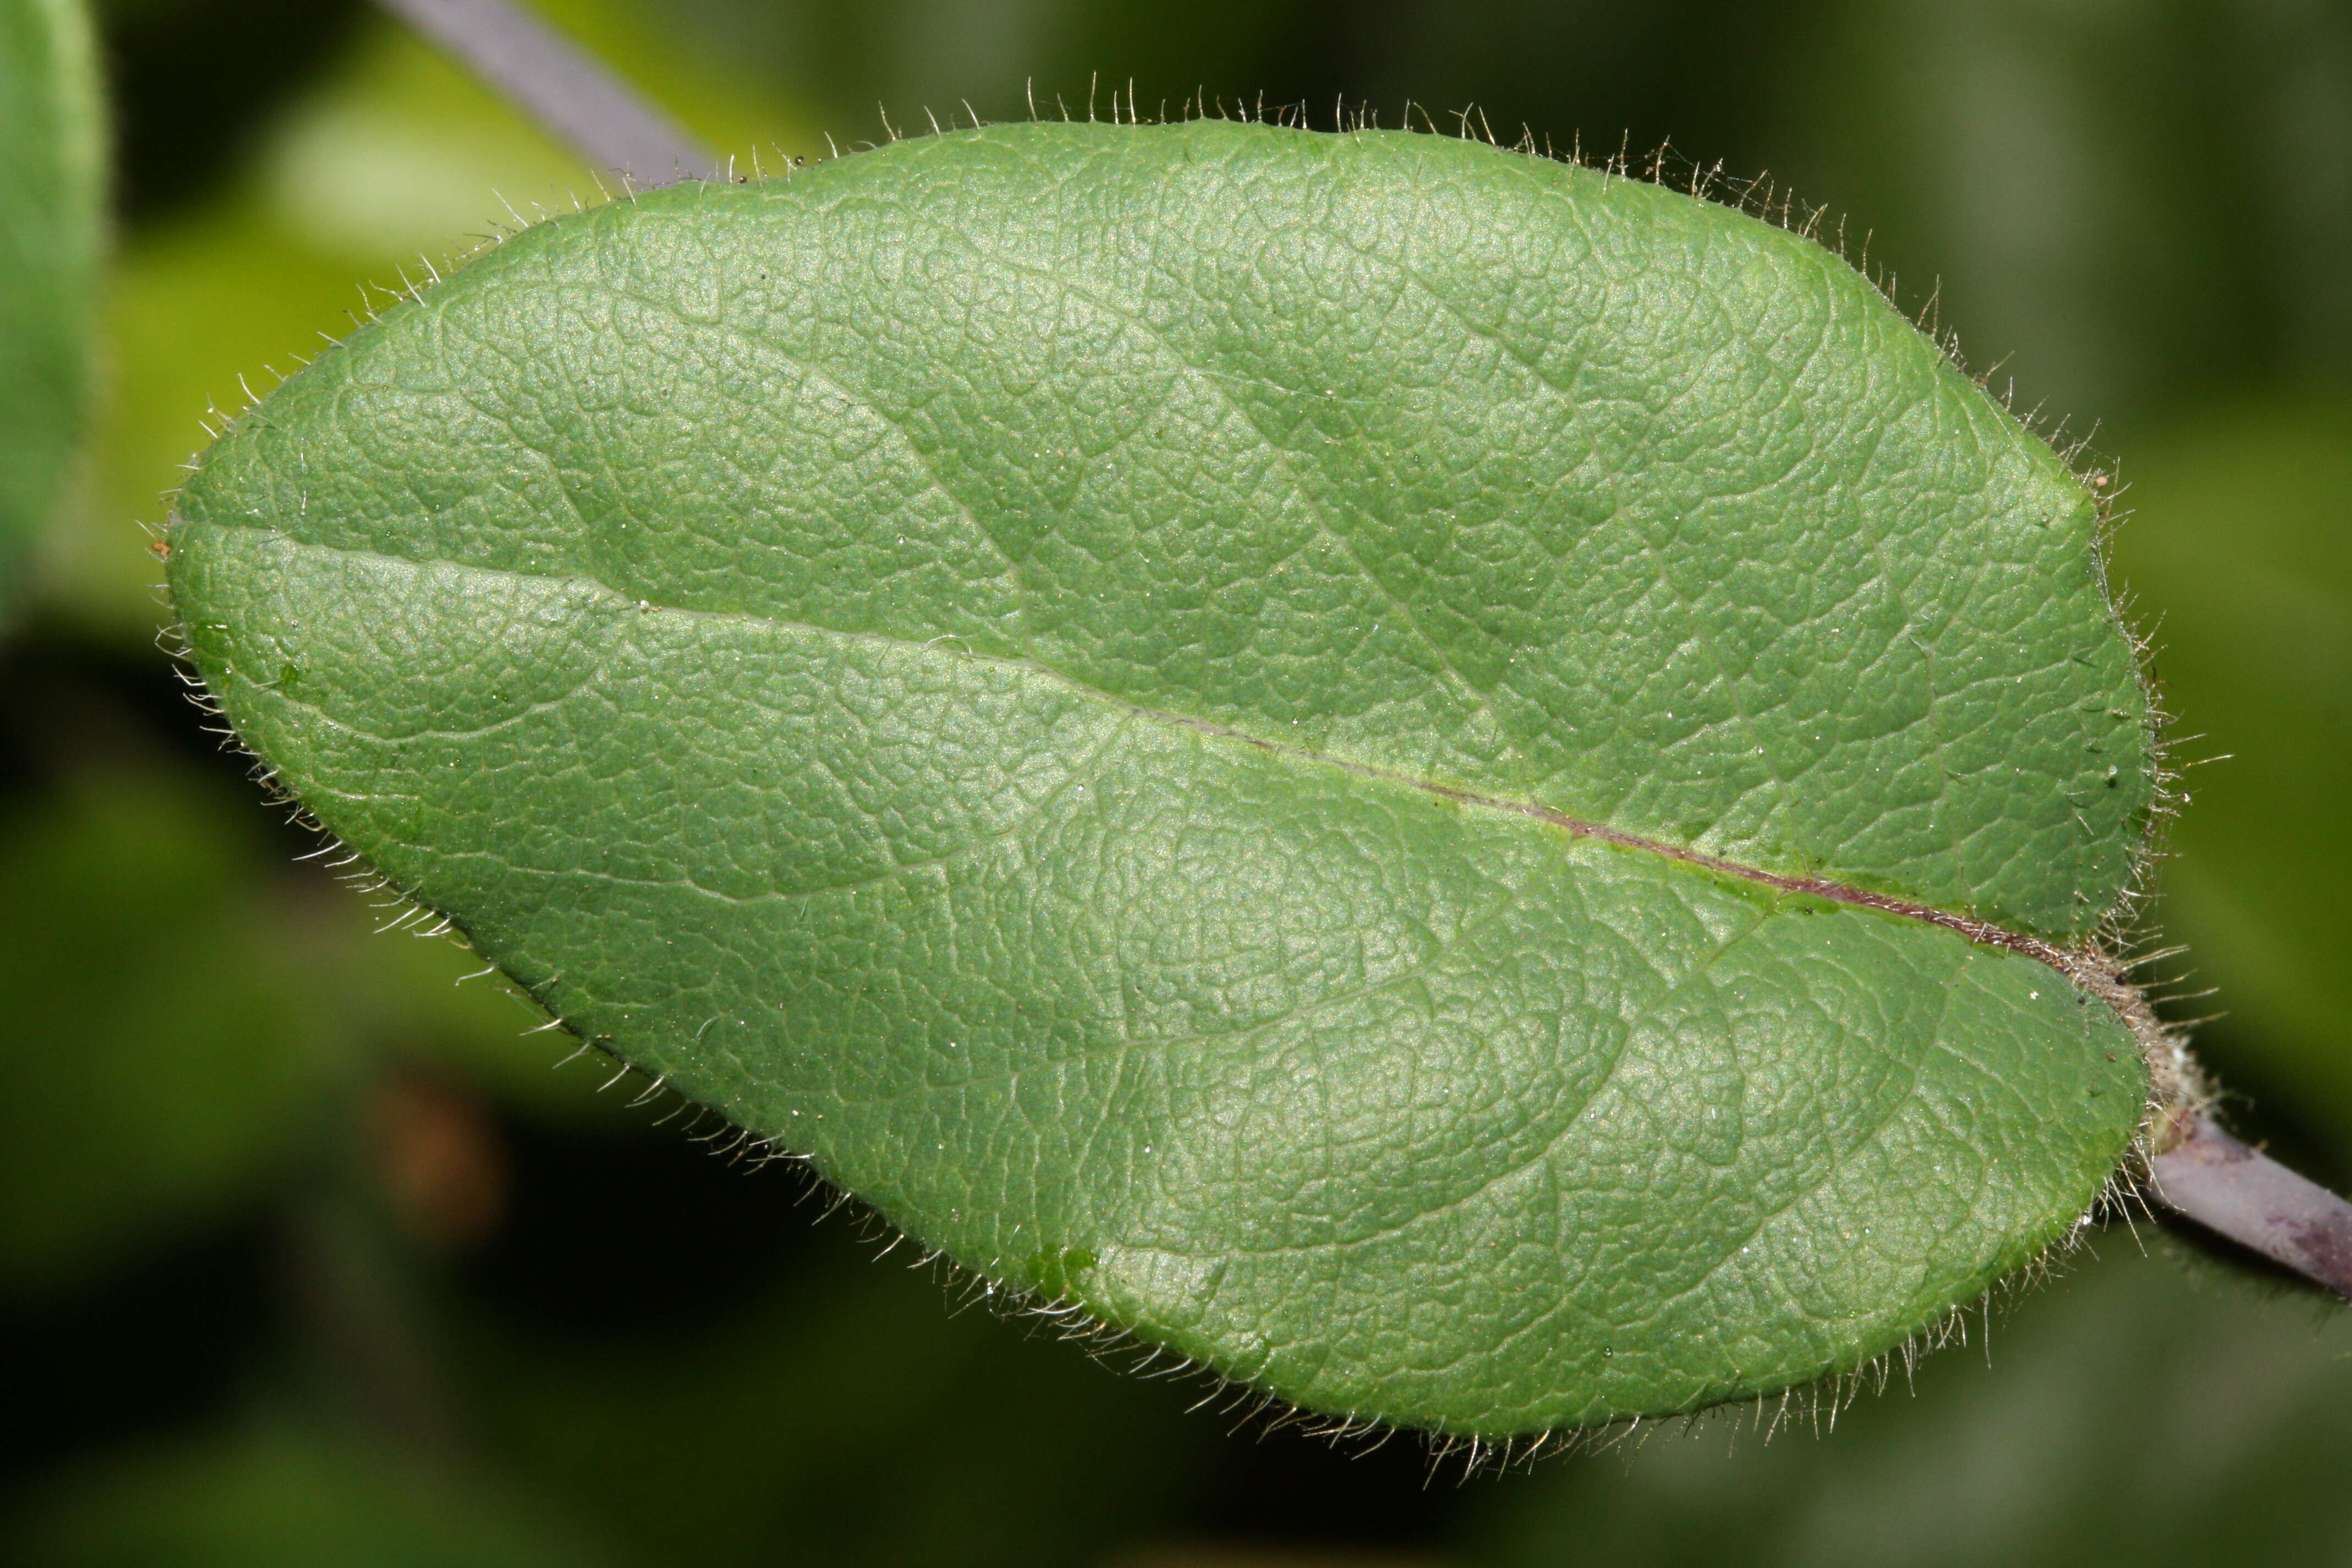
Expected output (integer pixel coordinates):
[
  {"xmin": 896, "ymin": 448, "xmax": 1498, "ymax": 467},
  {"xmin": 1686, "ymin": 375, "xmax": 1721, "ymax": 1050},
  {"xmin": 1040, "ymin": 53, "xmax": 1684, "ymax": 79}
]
[{"xmin": 170, "ymin": 122, "xmax": 2153, "ymax": 1433}]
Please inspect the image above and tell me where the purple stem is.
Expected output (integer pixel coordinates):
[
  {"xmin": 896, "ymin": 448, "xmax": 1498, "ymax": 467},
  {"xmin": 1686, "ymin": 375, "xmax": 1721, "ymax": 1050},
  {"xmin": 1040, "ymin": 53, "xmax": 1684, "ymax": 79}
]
[
  {"xmin": 2150, "ymin": 1110, "xmax": 2352, "ymax": 1297},
  {"xmin": 374, "ymin": 0, "xmax": 719, "ymax": 185}
]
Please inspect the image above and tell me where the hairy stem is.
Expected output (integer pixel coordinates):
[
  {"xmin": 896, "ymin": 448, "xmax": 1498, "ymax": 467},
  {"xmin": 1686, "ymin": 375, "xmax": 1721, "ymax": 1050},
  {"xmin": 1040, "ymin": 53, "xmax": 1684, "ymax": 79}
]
[
  {"xmin": 2150, "ymin": 1110, "xmax": 2352, "ymax": 1297},
  {"xmin": 373, "ymin": 0, "xmax": 718, "ymax": 184}
]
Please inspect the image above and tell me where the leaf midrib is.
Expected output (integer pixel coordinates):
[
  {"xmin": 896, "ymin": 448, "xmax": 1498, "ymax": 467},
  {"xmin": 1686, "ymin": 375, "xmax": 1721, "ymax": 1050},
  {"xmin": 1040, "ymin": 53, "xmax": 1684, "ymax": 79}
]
[{"xmin": 184, "ymin": 519, "xmax": 2101, "ymax": 985}]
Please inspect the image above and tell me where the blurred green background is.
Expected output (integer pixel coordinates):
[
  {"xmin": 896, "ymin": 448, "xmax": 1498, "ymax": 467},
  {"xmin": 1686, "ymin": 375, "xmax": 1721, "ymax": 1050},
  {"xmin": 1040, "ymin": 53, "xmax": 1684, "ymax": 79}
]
[{"xmin": 5, "ymin": 1, "xmax": 2352, "ymax": 1563}]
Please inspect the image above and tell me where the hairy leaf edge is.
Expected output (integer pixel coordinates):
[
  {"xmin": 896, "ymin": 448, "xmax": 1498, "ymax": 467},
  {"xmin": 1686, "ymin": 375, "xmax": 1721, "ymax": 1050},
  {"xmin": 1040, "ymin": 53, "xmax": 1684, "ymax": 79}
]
[{"xmin": 151, "ymin": 114, "xmax": 2202, "ymax": 1442}]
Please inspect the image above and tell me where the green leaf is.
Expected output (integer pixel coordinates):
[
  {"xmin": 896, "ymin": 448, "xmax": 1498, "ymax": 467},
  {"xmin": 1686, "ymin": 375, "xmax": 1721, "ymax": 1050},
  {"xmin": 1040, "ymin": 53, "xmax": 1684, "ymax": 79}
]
[
  {"xmin": 166, "ymin": 121, "xmax": 2157, "ymax": 1434},
  {"xmin": 0, "ymin": 0, "xmax": 102, "ymax": 598}
]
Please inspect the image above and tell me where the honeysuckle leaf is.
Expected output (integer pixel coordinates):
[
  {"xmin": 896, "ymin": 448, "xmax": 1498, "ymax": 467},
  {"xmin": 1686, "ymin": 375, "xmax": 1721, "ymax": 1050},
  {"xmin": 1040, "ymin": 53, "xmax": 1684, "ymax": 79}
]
[
  {"xmin": 0, "ymin": 0, "xmax": 101, "ymax": 600},
  {"xmin": 166, "ymin": 121, "xmax": 2159, "ymax": 1435}
]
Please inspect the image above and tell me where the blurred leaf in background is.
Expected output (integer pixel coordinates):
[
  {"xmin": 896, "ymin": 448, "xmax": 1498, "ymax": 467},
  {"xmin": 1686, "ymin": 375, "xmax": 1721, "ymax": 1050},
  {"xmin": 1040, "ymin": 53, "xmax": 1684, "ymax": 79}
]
[{"xmin": 0, "ymin": 0, "xmax": 103, "ymax": 607}]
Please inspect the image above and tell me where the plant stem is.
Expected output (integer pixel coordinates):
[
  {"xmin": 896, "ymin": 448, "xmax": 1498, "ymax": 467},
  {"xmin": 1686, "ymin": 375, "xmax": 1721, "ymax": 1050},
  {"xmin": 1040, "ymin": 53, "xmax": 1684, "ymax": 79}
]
[
  {"xmin": 373, "ymin": 0, "xmax": 719, "ymax": 185},
  {"xmin": 2150, "ymin": 1110, "xmax": 2352, "ymax": 1297}
]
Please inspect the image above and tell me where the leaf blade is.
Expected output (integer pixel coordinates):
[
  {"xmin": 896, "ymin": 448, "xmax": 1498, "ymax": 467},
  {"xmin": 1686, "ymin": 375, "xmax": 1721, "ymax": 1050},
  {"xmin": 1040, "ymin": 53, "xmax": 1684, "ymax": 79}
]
[{"xmin": 170, "ymin": 121, "xmax": 2153, "ymax": 1433}]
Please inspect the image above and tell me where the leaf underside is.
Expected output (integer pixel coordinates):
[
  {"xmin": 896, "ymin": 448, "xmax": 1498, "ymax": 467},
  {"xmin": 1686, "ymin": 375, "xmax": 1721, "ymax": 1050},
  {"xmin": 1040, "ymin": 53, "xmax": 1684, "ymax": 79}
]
[
  {"xmin": 170, "ymin": 121, "xmax": 2154, "ymax": 1435},
  {"xmin": 0, "ymin": 0, "xmax": 101, "ymax": 599}
]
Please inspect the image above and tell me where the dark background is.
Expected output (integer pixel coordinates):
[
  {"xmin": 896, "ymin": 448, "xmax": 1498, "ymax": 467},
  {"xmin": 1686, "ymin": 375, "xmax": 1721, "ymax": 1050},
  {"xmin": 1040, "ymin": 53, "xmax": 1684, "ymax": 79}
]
[{"xmin": 7, "ymin": 2, "xmax": 2352, "ymax": 1563}]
